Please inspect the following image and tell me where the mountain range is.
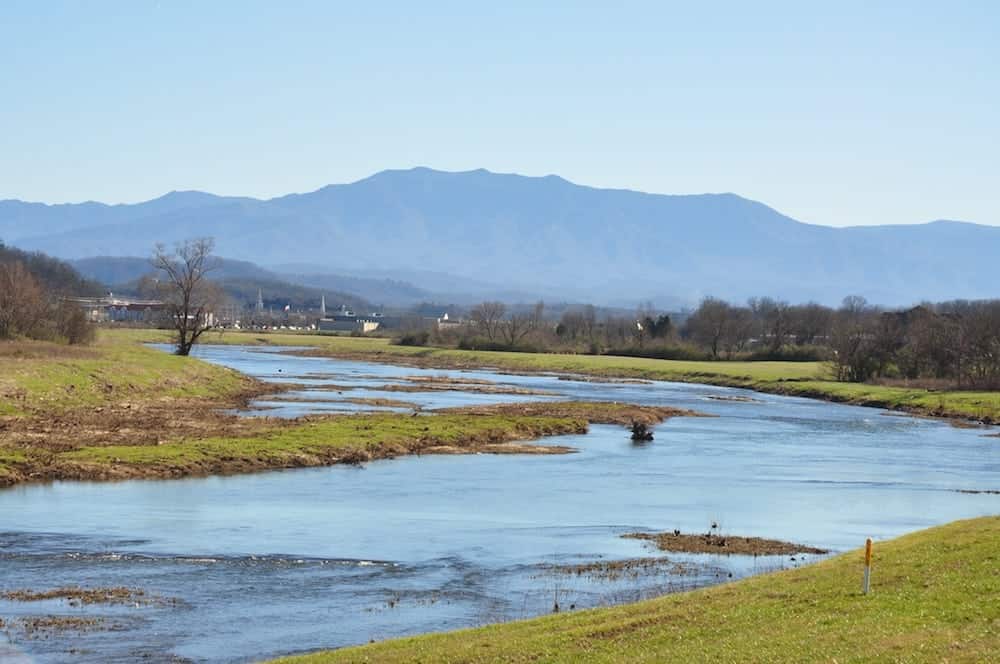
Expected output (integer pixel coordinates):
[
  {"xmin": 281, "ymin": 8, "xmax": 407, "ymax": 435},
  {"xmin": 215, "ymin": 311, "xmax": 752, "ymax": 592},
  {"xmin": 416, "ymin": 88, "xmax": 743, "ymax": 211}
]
[{"xmin": 3, "ymin": 167, "xmax": 998, "ymax": 306}]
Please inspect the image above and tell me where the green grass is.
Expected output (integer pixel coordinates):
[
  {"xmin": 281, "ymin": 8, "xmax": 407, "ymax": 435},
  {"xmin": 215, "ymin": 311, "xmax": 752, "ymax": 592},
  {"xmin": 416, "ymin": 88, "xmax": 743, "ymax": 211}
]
[
  {"xmin": 107, "ymin": 328, "xmax": 1000, "ymax": 423},
  {"xmin": 273, "ymin": 516, "xmax": 1000, "ymax": 664},
  {"xmin": 0, "ymin": 330, "xmax": 256, "ymax": 417},
  {"xmin": 104, "ymin": 328, "xmax": 828, "ymax": 382},
  {"xmin": 63, "ymin": 414, "xmax": 583, "ymax": 470}
]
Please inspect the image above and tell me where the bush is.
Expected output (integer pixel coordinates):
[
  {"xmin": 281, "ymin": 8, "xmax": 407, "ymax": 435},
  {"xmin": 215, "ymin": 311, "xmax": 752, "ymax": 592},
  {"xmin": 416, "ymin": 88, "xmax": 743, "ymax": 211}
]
[
  {"xmin": 54, "ymin": 299, "xmax": 95, "ymax": 345},
  {"xmin": 394, "ymin": 330, "xmax": 431, "ymax": 346}
]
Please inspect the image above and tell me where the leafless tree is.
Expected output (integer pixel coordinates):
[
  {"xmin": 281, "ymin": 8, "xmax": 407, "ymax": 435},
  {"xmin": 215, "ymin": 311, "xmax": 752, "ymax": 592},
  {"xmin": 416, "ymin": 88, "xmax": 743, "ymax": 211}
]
[
  {"xmin": 788, "ymin": 302, "xmax": 834, "ymax": 345},
  {"xmin": 685, "ymin": 297, "xmax": 733, "ymax": 358},
  {"xmin": 501, "ymin": 301, "xmax": 545, "ymax": 346},
  {"xmin": 581, "ymin": 304, "xmax": 597, "ymax": 344},
  {"xmin": 721, "ymin": 306, "xmax": 755, "ymax": 358},
  {"xmin": 749, "ymin": 296, "xmax": 790, "ymax": 353},
  {"xmin": 469, "ymin": 301, "xmax": 507, "ymax": 342},
  {"xmin": 830, "ymin": 295, "xmax": 878, "ymax": 381},
  {"xmin": 151, "ymin": 238, "xmax": 221, "ymax": 356},
  {"xmin": 0, "ymin": 261, "xmax": 47, "ymax": 339}
]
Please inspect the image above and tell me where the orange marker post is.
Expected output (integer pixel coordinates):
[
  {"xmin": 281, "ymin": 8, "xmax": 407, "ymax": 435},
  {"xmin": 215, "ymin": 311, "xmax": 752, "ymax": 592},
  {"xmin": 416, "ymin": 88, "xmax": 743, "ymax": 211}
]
[{"xmin": 862, "ymin": 537, "xmax": 873, "ymax": 595}]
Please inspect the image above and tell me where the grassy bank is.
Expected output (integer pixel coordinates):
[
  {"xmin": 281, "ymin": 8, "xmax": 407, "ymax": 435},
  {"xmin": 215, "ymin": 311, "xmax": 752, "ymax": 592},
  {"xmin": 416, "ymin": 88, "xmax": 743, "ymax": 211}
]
[
  {"xmin": 274, "ymin": 516, "xmax": 1000, "ymax": 663},
  {"xmin": 0, "ymin": 413, "xmax": 586, "ymax": 486},
  {"xmin": 0, "ymin": 330, "xmax": 259, "ymax": 417},
  {"xmin": 112, "ymin": 329, "xmax": 1000, "ymax": 423},
  {"xmin": 0, "ymin": 400, "xmax": 688, "ymax": 487},
  {"xmin": 0, "ymin": 330, "xmax": 699, "ymax": 487}
]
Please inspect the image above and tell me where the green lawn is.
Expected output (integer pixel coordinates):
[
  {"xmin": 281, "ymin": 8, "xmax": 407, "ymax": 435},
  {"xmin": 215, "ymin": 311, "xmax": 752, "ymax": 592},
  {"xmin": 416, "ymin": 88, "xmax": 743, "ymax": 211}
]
[
  {"xmin": 0, "ymin": 329, "xmax": 255, "ymax": 417},
  {"xmin": 108, "ymin": 328, "xmax": 1000, "ymax": 423},
  {"xmin": 273, "ymin": 516, "xmax": 1000, "ymax": 664}
]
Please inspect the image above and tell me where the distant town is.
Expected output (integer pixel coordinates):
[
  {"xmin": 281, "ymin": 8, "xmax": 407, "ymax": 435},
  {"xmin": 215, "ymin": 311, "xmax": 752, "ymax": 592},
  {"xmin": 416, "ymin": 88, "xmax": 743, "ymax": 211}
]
[{"xmin": 65, "ymin": 289, "xmax": 459, "ymax": 334}]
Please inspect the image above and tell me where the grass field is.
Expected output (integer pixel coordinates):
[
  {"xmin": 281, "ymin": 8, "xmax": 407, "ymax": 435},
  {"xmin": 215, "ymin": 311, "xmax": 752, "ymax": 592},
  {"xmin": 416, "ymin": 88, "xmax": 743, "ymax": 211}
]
[
  {"xmin": 273, "ymin": 516, "xmax": 1000, "ymax": 663},
  {"xmin": 111, "ymin": 328, "xmax": 1000, "ymax": 423},
  {"xmin": 0, "ymin": 330, "xmax": 256, "ymax": 417}
]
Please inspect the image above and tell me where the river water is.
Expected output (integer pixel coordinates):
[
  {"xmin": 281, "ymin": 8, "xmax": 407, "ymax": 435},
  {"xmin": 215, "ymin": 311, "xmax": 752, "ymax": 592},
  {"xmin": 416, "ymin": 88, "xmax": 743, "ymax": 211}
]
[{"xmin": 1, "ymin": 345, "xmax": 997, "ymax": 662}]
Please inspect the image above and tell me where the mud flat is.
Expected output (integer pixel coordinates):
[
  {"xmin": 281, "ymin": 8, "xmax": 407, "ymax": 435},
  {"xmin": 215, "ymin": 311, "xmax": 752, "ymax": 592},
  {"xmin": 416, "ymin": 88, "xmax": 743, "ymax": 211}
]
[
  {"xmin": 437, "ymin": 401, "xmax": 706, "ymax": 425},
  {"xmin": 2, "ymin": 586, "xmax": 174, "ymax": 606},
  {"xmin": 623, "ymin": 531, "xmax": 829, "ymax": 556}
]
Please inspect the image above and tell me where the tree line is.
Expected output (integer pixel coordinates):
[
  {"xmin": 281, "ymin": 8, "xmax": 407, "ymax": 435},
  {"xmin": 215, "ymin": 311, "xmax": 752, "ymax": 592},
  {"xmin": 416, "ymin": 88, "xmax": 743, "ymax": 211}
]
[
  {"xmin": 0, "ymin": 241, "xmax": 96, "ymax": 344},
  {"xmin": 404, "ymin": 295, "xmax": 1000, "ymax": 390}
]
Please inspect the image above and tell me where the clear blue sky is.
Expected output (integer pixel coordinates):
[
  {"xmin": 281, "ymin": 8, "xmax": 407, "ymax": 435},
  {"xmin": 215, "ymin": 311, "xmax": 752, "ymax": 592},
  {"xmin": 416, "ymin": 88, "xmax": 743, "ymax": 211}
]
[{"xmin": 2, "ymin": 1, "xmax": 997, "ymax": 226}]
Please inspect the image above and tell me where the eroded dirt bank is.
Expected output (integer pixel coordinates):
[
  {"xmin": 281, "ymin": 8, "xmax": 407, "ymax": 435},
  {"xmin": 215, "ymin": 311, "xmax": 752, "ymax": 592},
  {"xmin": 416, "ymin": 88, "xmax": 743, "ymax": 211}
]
[{"xmin": 0, "ymin": 401, "xmax": 699, "ymax": 488}]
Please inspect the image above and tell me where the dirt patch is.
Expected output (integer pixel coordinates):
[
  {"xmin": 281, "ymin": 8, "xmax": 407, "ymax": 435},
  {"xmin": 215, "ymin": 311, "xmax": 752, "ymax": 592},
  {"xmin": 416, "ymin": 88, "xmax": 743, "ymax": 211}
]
[
  {"xmin": 623, "ymin": 531, "xmax": 829, "ymax": 556},
  {"xmin": 545, "ymin": 557, "xmax": 707, "ymax": 581},
  {"xmin": 403, "ymin": 375, "xmax": 499, "ymax": 386},
  {"xmin": 374, "ymin": 382, "xmax": 557, "ymax": 396},
  {"xmin": 437, "ymin": 401, "xmax": 706, "ymax": 425},
  {"xmin": 338, "ymin": 397, "xmax": 420, "ymax": 409},
  {"xmin": 0, "ymin": 395, "xmax": 284, "ymax": 452},
  {"xmin": 13, "ymin": 615, "xmax": 109, "ymax": 636},
  {"xmin": 705, "ymin": 394, "xmax": 760, "ymax": 403},
  {"xmin": 283, "ymin": 383, "xmax": 358, "ymax": 393},
  {"xmin": 2, "ymin": 586, "xmax": 175, "ymax": 606},
  {"xmin": 264, "ymin": 395, "xmax": 419, "ymax": 409},
  {"xmin": 555, "ymin": 375, "xmax": 653, "ymax": 385}
]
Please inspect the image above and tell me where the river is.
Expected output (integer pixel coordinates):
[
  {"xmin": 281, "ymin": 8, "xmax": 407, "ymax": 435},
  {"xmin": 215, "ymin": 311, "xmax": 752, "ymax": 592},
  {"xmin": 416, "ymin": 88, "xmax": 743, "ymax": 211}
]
[{"xmin": 1, "ymin": 344, "xmax": 997, "ymax": 662}]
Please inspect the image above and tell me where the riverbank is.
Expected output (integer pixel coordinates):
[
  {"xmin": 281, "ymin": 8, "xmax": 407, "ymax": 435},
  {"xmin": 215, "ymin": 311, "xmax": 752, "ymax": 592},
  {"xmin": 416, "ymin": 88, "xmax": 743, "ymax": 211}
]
[
  {"xmin": 112, "ymin": 329, "xmax": 1000, "ymax": 424},
  {"xmin": 1, "ymin": 332, "xmax": 700, "ymax": 487},
  {"xmin": 273, "ymin": 515, "xmax": 1000, "ymax": 663}
]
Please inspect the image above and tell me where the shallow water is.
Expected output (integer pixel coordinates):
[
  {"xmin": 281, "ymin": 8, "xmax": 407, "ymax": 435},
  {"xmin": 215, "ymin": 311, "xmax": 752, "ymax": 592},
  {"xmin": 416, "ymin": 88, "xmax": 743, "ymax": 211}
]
[{"xmin": 1, "ymin": 344, "xmax": 997, "ymax": 662}]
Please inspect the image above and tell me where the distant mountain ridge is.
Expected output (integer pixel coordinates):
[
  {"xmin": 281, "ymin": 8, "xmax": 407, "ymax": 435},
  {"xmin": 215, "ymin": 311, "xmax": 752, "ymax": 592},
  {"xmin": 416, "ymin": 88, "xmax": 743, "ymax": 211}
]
[
  {"xmin": 4, "ymin": 167, "xmax": 999, "ymax": 306},
  {"xmin": 71, "ymin": 255, "xmax": 431, "ymax": 308}
]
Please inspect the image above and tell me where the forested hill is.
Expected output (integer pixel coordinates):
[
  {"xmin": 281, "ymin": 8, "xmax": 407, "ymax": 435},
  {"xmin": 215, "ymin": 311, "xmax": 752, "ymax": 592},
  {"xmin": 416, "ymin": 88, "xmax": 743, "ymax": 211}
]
[{"xmin": 0, "ymin": 241, "xmax": 102, "ymax": 296}]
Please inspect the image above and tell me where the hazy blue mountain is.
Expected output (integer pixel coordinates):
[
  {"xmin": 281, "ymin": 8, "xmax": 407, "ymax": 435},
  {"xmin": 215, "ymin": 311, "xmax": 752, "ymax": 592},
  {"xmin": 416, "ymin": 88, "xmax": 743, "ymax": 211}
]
[
  {"xmin": 8, "ymin": 168, "xmax": 1000, "ymax": 306},
  {"xmin": 71, "ymin": 255, "xmax": 370, "ymax": 312},
  {"xmin": 71, "ymin": 255, "xmax": 282, "ymax": 286},
  {"xmin": 73, "ymin": 255, "xmax": 433, "ymax": 307}
]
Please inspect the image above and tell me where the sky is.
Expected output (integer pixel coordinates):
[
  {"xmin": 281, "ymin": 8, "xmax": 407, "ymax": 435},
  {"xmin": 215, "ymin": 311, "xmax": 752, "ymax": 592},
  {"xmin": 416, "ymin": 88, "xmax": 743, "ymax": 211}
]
[{"xmin": 2, "ymin": 1, "xmax": 998, "ymax": 226}]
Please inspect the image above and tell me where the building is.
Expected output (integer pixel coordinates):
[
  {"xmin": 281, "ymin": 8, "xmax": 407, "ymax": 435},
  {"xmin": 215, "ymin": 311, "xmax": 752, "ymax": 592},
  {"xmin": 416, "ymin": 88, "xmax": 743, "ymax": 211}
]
[
  {"xmin": 434, "ymin": 312, "xmax": 463, "ymax": 330},
  {"xmin": 317, "ymin": 316, "xmax": 381, "ymax": 333},
  {"xmin": 317, "ymin": 305, "xmax": 382, "ymax": 333},
  {"xmin": 67, "ymin": 293, "xmax": 217, "ymax": 327},
  {"xmin": 66, "ymin": 294, "xmax": 167, "ymax": 323}
]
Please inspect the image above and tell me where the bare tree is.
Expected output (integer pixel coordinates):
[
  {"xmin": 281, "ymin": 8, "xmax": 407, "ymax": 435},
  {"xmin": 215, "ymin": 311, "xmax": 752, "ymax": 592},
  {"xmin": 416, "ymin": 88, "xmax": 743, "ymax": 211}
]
[
  {"xmin": 685, "ymin": 297, "xmax": 733, "ymax": 358},
  {"xmin": 501, "ymin": 301, "xmax": 545, "ymax": 346},
  {"xmin": 721, "ymin": 306, "xmax": 755, "ymax": 358},
  {"xmin": 0, "ymin": 261, "xmax": 46, "ymax": 339},
  {"xmin": 151, "ymin": 238, "xmax": 221, "ymax": 356},
  {"xmin": 830, "ymin": 295, "xmax": 878, "ymax": 382},
  {"xmin": 749, "ymin": 296, "xmax": 790, "ymax": 353},
  {"xmin": 469, "ymin": 301, "xmax": 507, "ymax": 342},
  {"xmin": 581, "ymin": 304, "xmax": 597, "ymax": 344}
]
